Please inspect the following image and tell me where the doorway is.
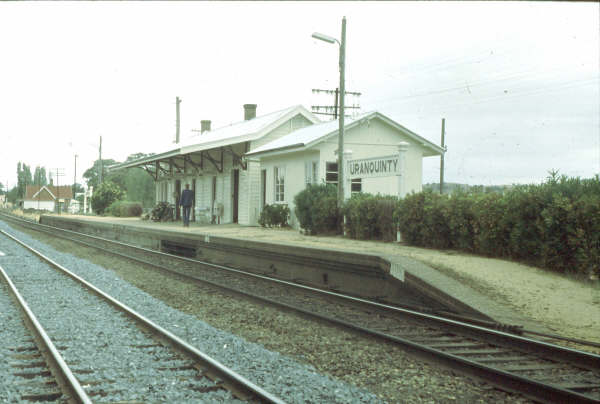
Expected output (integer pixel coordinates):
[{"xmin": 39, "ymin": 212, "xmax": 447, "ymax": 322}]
[
  {"xmin": 232, "ymin": 169, "xmax": 239, "ymax": 223},
  {"xmin": 260, "ymin": 169, "xmax": 266, "ymax": 211},
  {"xmin": 175, "ymin": 179, "xmax": 181, "ymax": 220},
  {"xmin": 192, "ymin": 179, "xmax": 196, "ymax": 222}
]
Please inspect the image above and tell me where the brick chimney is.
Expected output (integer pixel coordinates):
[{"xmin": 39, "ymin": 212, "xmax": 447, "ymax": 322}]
[
  {"xmin": 244, "ymin": 104, "xmax": 257, "ymax": 121},
  {"xmin": 201, "ymin": 120, "xmax": 211, "ymax": 133}
]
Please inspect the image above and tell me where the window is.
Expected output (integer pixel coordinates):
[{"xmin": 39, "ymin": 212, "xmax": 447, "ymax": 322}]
[
  {"xmin": 325, "ymin": 161, "xmax": 338, "ymax": 186},
  {"xmin": 274, "ymin": 166, "xmax": 285, "ymax": 202},
  {"xmin": 305, "ymin": 160, "xmax": 319, "ymax": 187},
  {"xmin": 351, "ymin": 178, "xmax": 362, "ymax": 194}
]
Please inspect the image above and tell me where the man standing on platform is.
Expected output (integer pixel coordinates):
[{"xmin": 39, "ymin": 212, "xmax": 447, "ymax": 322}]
[{"xmin": 180, "ymin": 183, "xmax": 194, "ymax": 227}]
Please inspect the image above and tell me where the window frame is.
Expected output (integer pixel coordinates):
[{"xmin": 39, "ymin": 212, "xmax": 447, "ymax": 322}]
[{"xmin": 274, "ymin": 166, "xmax": 286, "ymax": 203}]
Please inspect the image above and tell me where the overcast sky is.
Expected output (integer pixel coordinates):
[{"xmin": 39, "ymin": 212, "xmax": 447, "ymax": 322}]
[{"xmin": 1, "ymin": 2, "xmax": 598, "ymax": 190}]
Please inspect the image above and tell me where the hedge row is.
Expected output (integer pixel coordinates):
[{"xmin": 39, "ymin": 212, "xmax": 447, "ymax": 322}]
[
  {"xmin": 293, "ymin": 175, "xmax": 600, "ymax": 276},
  {"xmin": 397, "ymin": 174, "xmax": 599, "ymax": 276}
]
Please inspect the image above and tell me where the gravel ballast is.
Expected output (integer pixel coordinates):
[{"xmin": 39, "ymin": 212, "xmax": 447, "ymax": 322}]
[{"xmin": 0, "ymin": 220, "xmax": 383, "ymax": 403}]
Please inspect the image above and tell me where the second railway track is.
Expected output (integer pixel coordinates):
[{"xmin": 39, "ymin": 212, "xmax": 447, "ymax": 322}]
[{"xmin": 2, "ymin": 213, "xmax": 600, "ymax": 404}]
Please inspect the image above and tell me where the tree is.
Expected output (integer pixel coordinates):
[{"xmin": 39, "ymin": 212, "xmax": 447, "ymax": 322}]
[
  {"xmin": 83, "ymin": 154, "xmax": 156, "ymax": 207},
  {"xmin": 90, "ymin": 181, "xmax": 124, "ymax": 214},
  {"xmin": 7, "ymin": 186, "xmax": 18, "ymax": 204},
  {"xmin": 33, "ymin": 166, "xmax": 48, "ymax": 187},
  {"xmin": 0, "ymin": 182, "xmax": 4, "ymax": 195},
  {"xmin": 83, "ymin": 158, "xmax": 118, "ymax": 189},
  {"xmin": 17, "ymin": 162, "xmax": 33, "ymax": 199}
]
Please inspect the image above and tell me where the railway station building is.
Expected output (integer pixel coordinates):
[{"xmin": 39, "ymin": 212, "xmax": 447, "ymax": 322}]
[{"xmin": 110, "ymin": 104, "xmax": 443, "ymax": 227}]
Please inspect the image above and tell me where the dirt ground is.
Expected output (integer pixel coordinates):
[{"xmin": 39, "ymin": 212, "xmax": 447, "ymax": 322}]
[{"xmin": 15, "ymin": 211, "xmax": 600, "ymax": 347}]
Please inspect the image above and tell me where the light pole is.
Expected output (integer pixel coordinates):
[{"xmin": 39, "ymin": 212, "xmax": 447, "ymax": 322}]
[{"xmin": 313, "ymin": 16, "xmax": 346, "ymax": 208}]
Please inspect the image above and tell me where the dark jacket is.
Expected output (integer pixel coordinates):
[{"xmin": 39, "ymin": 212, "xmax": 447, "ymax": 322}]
[{"xmin": 180, "ymin": 189, "xmax": 194, "ymax": 207}]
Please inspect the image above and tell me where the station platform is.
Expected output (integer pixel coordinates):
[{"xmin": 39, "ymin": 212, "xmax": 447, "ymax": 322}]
[{"xmin": 31, "ymin": 213, "xmax": 561, "ymax": 335}]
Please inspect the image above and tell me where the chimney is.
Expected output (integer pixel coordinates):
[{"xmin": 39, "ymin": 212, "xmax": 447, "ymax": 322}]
[
  {"xmin": 244, "ymin": 104, "xmax": 257, "ymax": 121},
  {"xmin": 201, "ymin": 120, "xmax": 211, "ymax": 133}
]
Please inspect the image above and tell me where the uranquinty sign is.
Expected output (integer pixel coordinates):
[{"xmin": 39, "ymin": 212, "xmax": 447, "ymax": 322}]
[{"xmin": 347, "ymin": 155, "xmax": 400, "ymax": 179}]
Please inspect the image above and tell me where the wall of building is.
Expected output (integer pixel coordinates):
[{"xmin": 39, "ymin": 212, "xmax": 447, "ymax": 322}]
[{"xmin": 23, "ymin": 200, "xmax": 55, "ymax": 211}]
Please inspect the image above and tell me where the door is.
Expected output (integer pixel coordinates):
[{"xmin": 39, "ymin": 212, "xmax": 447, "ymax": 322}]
[
  {"xmin": 192, "ymin": 179, "xmax": 196, "ymax": 222},
  {"xmin": 175, "ymin": 179, "xmax": 181, "ymax": 220},
  {"xmin": 260, "ymin": 169, "xmax": 266, "ymax": 211},
  {"xmin": 232, "ymin": 169, "xmax": 239, "ymax": 223}
]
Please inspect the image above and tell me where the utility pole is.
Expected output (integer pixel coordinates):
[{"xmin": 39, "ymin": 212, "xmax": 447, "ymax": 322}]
[
  {"xmin": 73, "ymin": 154, "xmax": 78, "ymax": 195},
  {"xmin": 338, "ymin": 16, "xmax": 346, "ymax": 209},
  {"xmin": 175, "ymin": 96, "xmax": 181, "ymax": 144},
  {"xmin": 54, "ymin": 168, "xmax": 65, "ymax": 214},
  {"xmin": 440, "ymin": 118, "xmax": 446, "ymax": 194},
  {"xmin": 98, "ymin": 136, "xmax": 103, "ymax": 185}
]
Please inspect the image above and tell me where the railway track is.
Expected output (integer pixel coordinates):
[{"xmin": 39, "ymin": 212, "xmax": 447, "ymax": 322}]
[
  {"xmin": 2, "ymin": 213, "xmax": 600, "ymax": 403},
  {"xmin": 0, "ymin": 226, "xmax": 284, "ymax": 403}
]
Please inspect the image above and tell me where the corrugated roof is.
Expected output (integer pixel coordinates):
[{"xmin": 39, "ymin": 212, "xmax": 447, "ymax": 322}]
[
  {"xmin": 179, "ymin": 105, "xmax": 314, "ymax": 154},
  {"xmin": 247, "ymin": 111, "xmax": 372, "ymax": 155},
  {"xmin": 109, "ymin": 104, "xmax": 319, "ymax": 171},
  {"xmin": 247, "ymin": 111, "xmax": 444, "ymax": 157}
]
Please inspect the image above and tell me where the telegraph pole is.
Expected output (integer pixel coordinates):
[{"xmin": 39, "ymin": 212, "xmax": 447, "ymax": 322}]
[
  {"xmin": 73, "ymin": 154, "xmax": 78, "ymax": 195},
  {"xmin": 54, "ymin": 168, "xmax": 65, "ymax": 214},
  {"xmin": 98, "ymin": 136, "xmax": 103, "ymax": 185},
  {"xmin": 440, "ymin": 118, "xmax": 446, "ymax": 194},
  {"xmin": 338, "ymin": 16, "xmax": 346, "ymax": 208},
  {"xmin": 175, "ymin": 96, "xmax": 181, "ymax": 144}
]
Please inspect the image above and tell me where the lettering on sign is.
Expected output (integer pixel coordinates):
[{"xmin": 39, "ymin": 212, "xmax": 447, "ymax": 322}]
[{"xmin": 348, "ymin": 155, "xmax": 400, "ymax": 179}]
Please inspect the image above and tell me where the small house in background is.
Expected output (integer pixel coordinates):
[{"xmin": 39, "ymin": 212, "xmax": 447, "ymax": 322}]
[{"xmin": 23, "ymin": 185, "xmax": 73, "ymax": 212}]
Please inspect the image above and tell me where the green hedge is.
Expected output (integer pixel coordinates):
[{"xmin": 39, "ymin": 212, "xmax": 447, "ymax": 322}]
[
  {"xmin": 395, "ymin": 174, "xmax": 600, "ymax": 276},
  {"xmin": 344, "ymin": 193, "xmax": 397, "ymax": 241},
  {"xmin": 259, "ymin": 204, "xmax": 290, "ymax": 227},
  {"xmin": 293, "ymin": 184, "xmax": 340, "ymax": 234},
  {"xmin": 108, "ymin": 201, "xmax": 143, "ymax": 217}
]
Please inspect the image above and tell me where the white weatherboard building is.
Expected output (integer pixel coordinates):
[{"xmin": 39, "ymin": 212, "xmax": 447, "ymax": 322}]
[
  {"xmin": 111, "ymin": 105, "xmax": 443, "ymax": 228},
  {"xmin": 247, "ymin": 111, "xmax": 444, "ymax": 227}
]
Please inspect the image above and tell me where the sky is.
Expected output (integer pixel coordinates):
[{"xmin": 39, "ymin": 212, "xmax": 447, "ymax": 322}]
[{"xmin": 1, "ymin": 2, "xmax": 598, "ymax": 191}]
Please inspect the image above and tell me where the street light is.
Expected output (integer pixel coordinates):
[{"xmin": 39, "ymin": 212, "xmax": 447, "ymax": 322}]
[{"xmin": 312, "ymin": 16, "xmax": 346, "ymax": 209}]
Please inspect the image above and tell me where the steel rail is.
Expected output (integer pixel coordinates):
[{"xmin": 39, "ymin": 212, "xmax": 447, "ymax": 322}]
[
  {"xmin": 0, "ymin": 229, "xmax": 285, "ymax": 404},
  {"xmin": 0, "ymin": 265, "xmax": 93, "ymax": 404},
  {"xmin": 2, "ymin": 215, "xmax": 600, "ymax": 403}
]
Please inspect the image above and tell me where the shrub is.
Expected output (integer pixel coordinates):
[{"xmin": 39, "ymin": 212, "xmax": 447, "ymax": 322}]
[
  {"xmin": 293, "ymin": 184, "xmax": 340, "ymax": 235},
  {"xmin": 259, "ymin": 204, "xmax": 290, "ymax": 227},
  {"xmin": 150, "ymin": 202, "xmax": 174, "ymax": 222},
  {"xmin": 344, "ymin": 193, "xmax": 398, "ymax": 241},
  {"xmin": 108, "ymin": 201, "xmax": 143, "ymax": 217},
  {"xmin": 90, "ymin": 181, "xmax": 124, "ymax": 215}
]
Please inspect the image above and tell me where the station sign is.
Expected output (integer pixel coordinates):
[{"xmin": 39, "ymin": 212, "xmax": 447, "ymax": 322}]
[{"xmin": 347, "ymin": 155, "xmax": 400, "ymax": 179}]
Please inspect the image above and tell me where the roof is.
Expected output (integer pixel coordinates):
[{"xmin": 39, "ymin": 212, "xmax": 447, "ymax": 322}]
[
  {"xmin": 247, "ymin": 111, "xmax": 444, "ymax": 158},
  {"xmin": 109, "ymin": 105, "xmax": 319, "ymax": 171},
  {"xmin": 25, "ymin": 185, "xmax": 73, "ymax": 201}
]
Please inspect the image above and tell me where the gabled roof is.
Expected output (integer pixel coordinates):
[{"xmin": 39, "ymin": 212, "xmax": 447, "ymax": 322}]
[
  {"xmin": 246, "ymin": 111, "xmax": 444, "ymax": 158},
  {"xmin": 25, "ymin": 185, "xmax": 73, "ymax": 201},
  {"xmin": 109, "ymin": 105, "xmax": 319, "ymax": 171}
]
